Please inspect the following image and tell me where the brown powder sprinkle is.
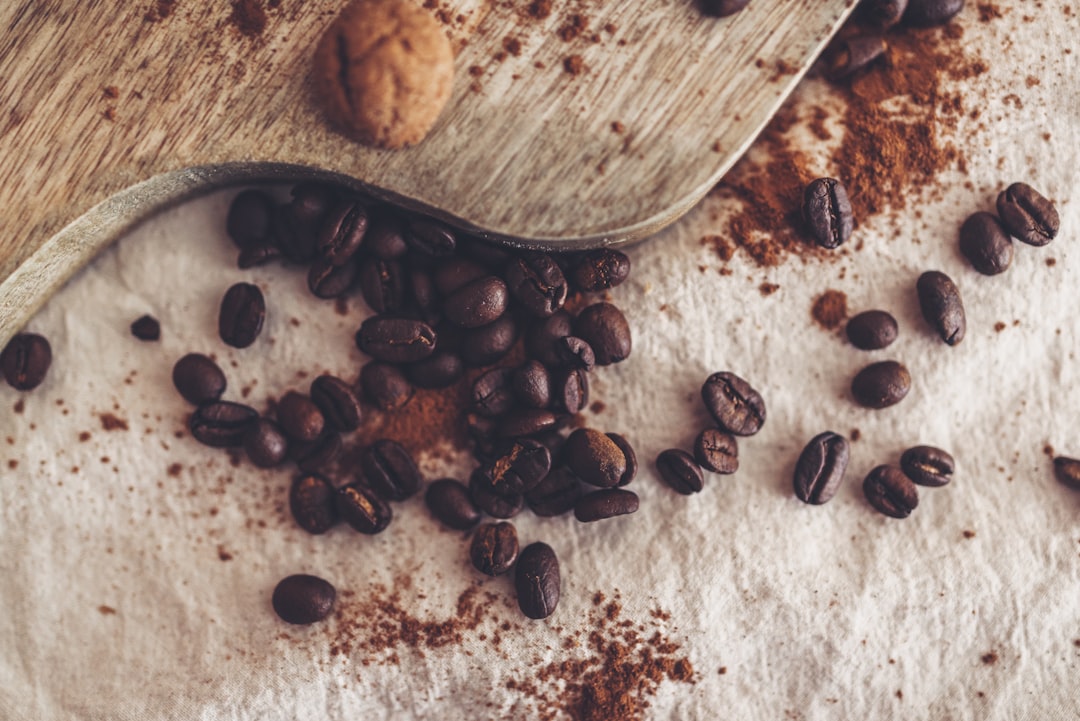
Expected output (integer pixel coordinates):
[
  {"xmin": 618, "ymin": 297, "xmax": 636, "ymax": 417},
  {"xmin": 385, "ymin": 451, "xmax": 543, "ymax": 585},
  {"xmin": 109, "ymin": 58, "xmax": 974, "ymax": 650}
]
[
  {"xmin": 97, "ymin": 605, "xmax": 117, "ymax": 615},
  {"xmin": 981, "ymin": 651, "xmax": 999, "ymax": 665},
  {"xmin": 99, "ymin": 413, "xmax": 129, "ymax": 431},
  {"xmin": 503, "ymin": 36, "xmax": 523, "ymax": 56},
  {"xmin": 564, "ymin": 54, "xmax": 585, "ymax": 75},
  {"xmin": 963, "ymin": 530, "xmax": 976, "ymax": 539},
  {"xmin": 759, "ymin": 282, "xmax": 780, "ymax": 296},
  {"xmin": 102, "ymin": 86, "xmax": 119, "ymax": 99},
  {"xmin": 811, "ymin": 289, "xmax": 848, "ymax": 330},
  {"xmin": 527, "ymin": 0, "xmax": 553, "ymax": 19},
  {"xmin": 13, "ymin": 399, "xmax": 24, "ymax": 414},
  {"xmin": 144, "ymin": 0, "xmax": 178, "ymax": 22},
  {"xmin": 228, "ymin": 0, "xmax": 268, "ymax": 38}
]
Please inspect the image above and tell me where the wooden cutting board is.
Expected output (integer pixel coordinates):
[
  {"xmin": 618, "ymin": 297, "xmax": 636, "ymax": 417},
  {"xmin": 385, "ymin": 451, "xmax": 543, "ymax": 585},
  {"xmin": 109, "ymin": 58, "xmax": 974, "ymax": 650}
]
[{"xmin": 0, "ymin": 0, "xmax": 854, "ymax": 345}]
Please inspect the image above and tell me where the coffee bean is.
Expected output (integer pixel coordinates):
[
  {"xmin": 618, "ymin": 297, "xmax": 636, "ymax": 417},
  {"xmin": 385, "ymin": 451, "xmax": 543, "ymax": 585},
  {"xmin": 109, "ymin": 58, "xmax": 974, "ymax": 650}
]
[
  {"xmin": 460, "ymin": 313, "xmax": 518, "ymax": 366},
  {"xmin": 365, "ymin": 214, "xmax": 408, "ymax": 259},
  {"xmin": 863, "ymin": 465, "xmax": 919, "ymax": 518},
  {"xmin": 803, "ymin": 178, "xmax": 853, "ymax": 249},
  {"xmin": 959, "ymin": 212, "xmax": 1013, "ymax": 275},
  {"xmin": 861, "ymin": 0, "xmax": 907, "ymax": 27},
  {"xmin": 219, "ymin": 282, "xmax": 265, "ymax": 349},
  {"xmin": 361, "ymin": 439, "xmax": 422, "ymax": 501},
  {"xmin": 556, "ymin": 336, "xmax": 596, "ymax": 371},
  {"xmin": 525, "ymin": 466, "xmax": 583, "ymax": 516},
  {"xmin": 846, "ymin": 310, "xmax": 898, "ymax": 350},
  {"xmin": 903, "ymin": 0, "xmax": 964, "ymax": 27},
  {"xmin": 851, "ymin": 360, "xmax": 911, "ymax": 409},
  {"xmin": 472, "ymin": 367, "xmax": 516, "ymax": 417},
  {"xmin": 335, "ymin": 483, "xmax": 393, "ymax": 534},
  {"xmin": 477, "ymin": 439, "xmax": 552, "ymax": 495},
  {"xmin": 1053, "ymin": 456, "xmax": 1080, "ymax": 491},
  {"xmin": 276, "ymin": 391, "xmax": 325, "ymax": 442},
  {"xmin": 360, "ymin": 361, "xmax": 414, "ymax": 411},
  {"xmin": 356, "ymin": 316, "xmax": 437, "ymax": 363},
  {"xmin": 515, "ymin": 542, "xmax": 560, "ymax": 620},
  {"xmin": 458, "ymin": 235, "xmax": 514, "ymax": 268},
  {"xmin": 408, "ymin": 267, "xmax": 441, "ymax": 325},
  {"xmin": 444, "ymin": 276, "xmax": 509, "ymax": 328},
  {"xmin": 793, "ymin": 431, "xmax": 849, "ymax": 504},
  {"xmin": 535, "ymin": 430, "xmax": 568, "ymax": 462},
  {"xmin": 317, "ymin": 198, "xmax": 367, "ymax": 265},
  {"xmin": 526, "ymin": 311, "xmax": 573, "ymax": 366},
  {"xmin": 701, "ymin": 372, "xmax": 766, "ymax": 436},
  {"xmin": 237, "ymin": 242, "xmax": 281, "ymax": 269},
  {"xmin": 405, "ymin": 350, "xmax": 464, "ymax": 389},
  {"xmin": 505, "ymin": 252, "xmax": 568, "ymax": 317},
  {"xmin": 470, "ymin": 522, "xmax": 519, "ymax": 576},
  {"xmin": 997, "ymin": 182, "xmax": 1059, "ymax": 246},
  {"xmin": 825, "ymin": 34, "xmax": 887, "ymax": 80},
  {"xmin": 900, "ymin": 445, "xmax": 955, "ymax": 487},
  {"xmin": 570, "ymin": 249, "xmax": 631, "ymax": 292},
  {"xmin": 289, "ymin": 473, "xmax": 339, "ymax": 534},
  {"xmin": 574, "ymin": 488, "xmax": 639, "ymax": 522},
  {"xmin": 425, "ymin": 479, "xmax": 481, "ymax": 530},
  {"xmin": 656, "ymin": 449, "xmax": 705, "ymax": 494},
  {"xmin": 1, "ymin": 333, "xmax": 52, "ymax": 391},
  {"xmin": 310, "ymin": 375, "xmax": 363, "ymax": 432},
  {"xmin": 606, "ymin": 433, "xmax": 638, "ymax": 486},
  {"xmin": 433, "ymin": 259, "xmax": 488, "ymax": 295},
  {"xmin": 916, "ymin": 271, "xmax": 965, "ymax": 346},
  {"xmin": 469, "ymin": 469, "xmax": 525, "ymax": 518},
  {"xmin": 700, "ymin": 0, "xmax": 750, "ymax": 16},
  {"xmin": 272, "ymin": 574, "xmax": 336, "ymax": 625},
  {"xmin": 130, "ymin": 315, "xmax": 160, "ymax": 341},
  {"xmin": 226, "ymin": 189, "xmax": 275, "ymax": 249},
  {"xmin": 574, "ymin": 303, "xmax": 632, "ymax": 365},
  {"xmin": 403, "ymin": 217, "xmax": 457, "ymax": 257},
  {"xmin": 290, "ymin": 431, "xmax": 343, "ymax": 473},
  {"xmin": 358, "ymin": 258, "xmax": 406, "ymax": 313},
  {"xmin": 243, "ymin": 418, "xmax": 290, "ymax": 468},
  {"xmin": 554, "ymin": 367, "xmax": 589, "ymax": 414},
  {"xmin": 307, "ymin": 257, "xmax": 358, "ymax": 299},
  {"xmin": 497, "ymin": 409, "xmax": 561, "ymax": 439},
  {"xmin": 563, "ymin": 429, "xmax": 627, "ymax": 488},
  {"xmin": 277, "ymin": 185, "xmax": 335, "ymax": 263},
  {"xmin": 513, "ymin": 361, "xmax": 552, "ymax": 409},
  {"xmin": 693, "ymin": 428, "xmax": 738, "ymax": 474},
  {"xmin": 190, "ymin": 401, "xmax": 258, "ymax": 447}
]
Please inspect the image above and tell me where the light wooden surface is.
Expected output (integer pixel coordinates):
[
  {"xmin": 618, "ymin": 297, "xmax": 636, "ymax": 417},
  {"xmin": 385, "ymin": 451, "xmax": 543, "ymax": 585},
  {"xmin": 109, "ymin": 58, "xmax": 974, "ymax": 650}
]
[{"xmin": 0, "ymin": 0, "xmax": 854, "ymax": 345}]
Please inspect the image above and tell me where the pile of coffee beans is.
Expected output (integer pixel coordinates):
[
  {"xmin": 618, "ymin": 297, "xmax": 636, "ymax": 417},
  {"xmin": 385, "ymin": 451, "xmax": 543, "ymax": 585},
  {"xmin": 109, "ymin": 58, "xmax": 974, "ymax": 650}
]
[{"xmin": 0, "ymin": 333, "xmax": 52, "ymax": 391}]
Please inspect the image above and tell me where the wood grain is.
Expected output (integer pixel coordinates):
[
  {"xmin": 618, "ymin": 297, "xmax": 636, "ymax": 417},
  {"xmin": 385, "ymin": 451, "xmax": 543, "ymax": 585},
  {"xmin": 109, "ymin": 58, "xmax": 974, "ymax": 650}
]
[{"xmin": 0, "ymin": 0, "xmax": 854, "ymax": 345}]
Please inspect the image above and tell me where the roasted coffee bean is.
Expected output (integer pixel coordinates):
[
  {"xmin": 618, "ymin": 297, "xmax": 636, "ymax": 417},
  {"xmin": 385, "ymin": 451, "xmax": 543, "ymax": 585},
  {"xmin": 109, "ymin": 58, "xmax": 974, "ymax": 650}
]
[
  {"xmin": 365, "ymin": 214, "xmax": 408, "ymax": 259},
  {"xmin": 863, "ymin": 465, "xmax": 919, "ymax": 518},
  {"xmin": 477, "ymin": 439, "xmax": 552, "ymax": 495},
  {"xmin": 570, "ymin": 249, "xmax": 631, "ymax": 292},
  {"xmin": 361, "ymin": 439, "xmax": 423, "ymax": 501},
  {"xmin": 460, "ymin": 313, "xmax": 518, "ymax": 366},
  {"xmin": 574, "ymin": 488, "xmax": 639, "ymax": 522},
  {"xmin": 408, "ymin": 267, "xmax": 440, "ymax": 323},
  {"xmin": 226, "ymin": 189, "xmax": 275, "ymax": 249},
  {"xmin": 803, "ymin": 178, "xmax": 853, "ymax": 249},
  {"xmin": 356, "ymin": 316, "xmax": 437, "ymax": 363},
  {"xmin": 219, "ymin": 282, "xmax": 266, "ymax": 349},
  {"xmin": 861, "ymin": 0, "xmax": 908, "ymax": 26},
  {"xmin": 425, "ymin": 479, "xmax": 481, "ymax": 530},
  {"xmin": 290, "ymin": 431, "xmax": 342, "ymax": 473},
  {"xmin": 471, "ymin": 367, "xmax": 516, "ymax": 417},
  {"xmin": 497, "ymin": 409, "xmax": 561, "ymax": 438},
  {"xmin": 403, "ymin": 217, "xmax": 456, "ymax": 258},
  {"xmin": 959, "ymin": 212, "xmax": 1013, "ymax": 276},
  {"xmin": 469, "ymin": 469, "xmax": 525, "ymax": 518},
  {"xmin": 458, "ymin": 235, "xmax": 514, "ymax": 268},
  {"xmin": 310, "ymin": 375, "xmax": 363, "ymax": 432},
  {"xmin": 513, "ymin": 361, "xmax": 552, "ymax": 409},
  {"xmin": 606, "ymin": 433, "xmax": 638, "ymax": 486},
  {"xmin": 526, "ymin": 311, "xmax": 574, "ymax": 366},
  {"xmin": 130, "ymin": 315, "xmax": 160, "ymax": 341},
  {"xmin": 997, "ymin": 182, "xmax": 1059, "ymax": 246},
  {"xmin": 289, "ymin": 183, "xmax": 338, "ymax": 234},
  {"xmin": 289, "ymin": 473, "xmax": 338, "ymax": 534},
  {"xmin": 700, "ymin": 0, "xmax": 750, "ymax": 16},
  {"xmin": 335, "ymin": 483, "xmax": 393, "ymax": 534},
  {"xmin": 903, "ymin": 0, "xmax": 964, "ymax": 27},
  {"xmin": 701, "ymin": 372, "xmax": 766, "ymax": 436},
  {"xmin": 272, "ymin": 575, "xmax": 336, "ymax": 625},
  {"xmin": 900, "ymin": 445, "xmax": 955, "ymax": 487},
  {"xmin": 276, "ymin": 391, "xmax": 325, "ymax": 442},
  {"xmin": 535, "ymin": 430, "xmax": 568, "ymax": 463},
  {"xmin": 825, "ymin": 34, "xmax": 887, "ymax": 80},
  {"xmin": 574, "ymin": 302, "xmax": 631, "ymax": 365},
  {"xmin": 916, "ymin": 271, "xmax": 965, "ymax": 345},
  {"xmin": 1, "ymin": 333, "xmax": 52, "ymax": 391},
  {"xmin": 1053, "ymin": 456, "xmax": 1080, "ymax": 491},
  {"xmin": 172, "ymin": 353, "xmax": 226, "ymax": 405},
  {"xmin": 846, "ymin": 310, "xmax": 898, "ymax": 350},
  {"xmin": 358, "ymin": 258, "xmax": 405, "ymax": 313},
  {"xmin": 553, "ymin": 367, "xmax": 589, "ymax": 414},
  {"xmin": 308, "ymin": 257, "xmax": 358, "ymax": 299},
  {"xmin": 360, "ymin": 361, "xmax": 414, "ymax": 411},
  {"xmin": 433, "ymin": 259, "xmax": 487, "ymax": 294},
  {"xmin": 317, "ymin": 198, "xmax": 367, "ymax": 265},
  {"xmin": 505, "ymin": 252, "xmax": 568, "ymax": 317},
  {"xmin": 470, "ymin": 522, "xmax": 519, "ymax": 576},
  {"xmin": 244, "ymin": 418, "xmax": 290, "ymax": 468},
  {"xmin": 564, "ymin": 428, "xmax": 627, "ymax": 488},
  {"xmin": 237, "ymin": 242, "xmax": 281, "ymax": 269},
  {"xmin": 656, "ymin": 449, "xmax": 704, "ymax": 494},
  {"xmin": 444, "ymin": 276, "xmax": 509, "ymax": 328},
  {"xmin": 793, "ymin": 431, "xmax": 849, "ymax": 504},
  {"xmin": 516, "ymin": 542, "xmax": 560, "ymax": 620},
  {"xmin": 693, "ymin": 428, "xmax": 738, "ymax": 474},
  {"xmin": 466, "ymin": 413, "xmax": 499, "ymax": 459},
  {"xmin": 190, "ymin": 401, "xmax": 258, "ymax": 447},
  {"xmin": 556, "ymin": 336, "xmax": 596, "ymax": 371},
  {"xmin": 526, "ymin": 466, "xmax": 583, "ymax": 516},
  {"xmin": 851, "ymin": 360, "xmax": 911, "ymax": 409},
  {"xmin": 405, "ymin": 351, "xmax": 464, "ymax": 389}
]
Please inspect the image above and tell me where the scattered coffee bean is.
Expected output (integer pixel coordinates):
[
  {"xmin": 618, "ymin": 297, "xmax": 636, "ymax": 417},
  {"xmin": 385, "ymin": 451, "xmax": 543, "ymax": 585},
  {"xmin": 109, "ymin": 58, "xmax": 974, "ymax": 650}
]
[
  {"xmin": 505, "ymin": 252, "xmax": 568, "ymax": 317},
  {"xmin": 470, "ymin": 522, "xmax": 519, "ymax": 576},
  {"xmin": 425, "ymin": 479, "xmax": 482, "ymax": 530},
  {"xmin": 701, "ymin": 371, "xmax": 766, "ymax": 436},
  {"xmin": 405, "ymin": 350, "xmax": 464, "ymax": 389},
  {"xmin": 335, "ymin": 483, "xmax": 393, "ymax": 534},
  {"xmin": 793, "ymin": 431, "xmax": 849, "ymax": 504},
  {"xmin": 1, "ymin": 333, "xmax": 52, "ymax": 391},
  {"xmin": 513, "ymin": 361, "xmax": 552, "ymax": 409},
  {"xmin": 903, "ymin": 0, "xmax": 964, "ymax": 27},
  {"xmin": 476, "ymin": 439, "xmax": 552, "ymax": 495},
  {"xmin": 237, "ymin": 242, "xmax": 281, "ymax": 269},
  {"xmin": 309, "ymin": 257, "xmax": 358, "ymax": 299},
  {"xmin": 189, "ymin": 401, "xmax": 258, "ymax": 447},
  {"xmin": 290, "ymin": 431, "xmax": 343, "ymax": 473},
  {"xmin": 358, "ymin": 257, "xmax": 405, "ymax": 313},
  {"xmin": 360, "ymin": 439, "xmax": 423, "ymax": 501},
  {"xmin": 403, "ymin": 217, "xmax": 457, "ymax": 257},
  {"xmin": 556, "ymin": 336, "xmax": 596, "ymax": 371},
  {"xmin": 497, "ymin": 409, "xmax": 561, "ymax": 438},
  {"xmin": 656, "ymin": 448, "xmax": 705, "ymax": 495},
  {"xmin": 554, "ymin": 367, "xmax": 589, "ymax": 414},
  {"xmin": 272, "ymin": 574, "xmax": 336, "ymax": 625},
  {"xmin": 803, "ymin": 177, "xmax": 853, "ymax": 249},
  {"xmin": 276, "ymin": 184, "xmax": 332, "ymax": 262},
  {"xmin": 693, "ymin": 428, "xmax": 738, "ymax": 474},
  {"xmin": 360, "ymin": 361, "xmax": 414, "ymax": 411},
  {"xmin": 276, "ymin": 391, "xmax": 325, "ymax": 442},
  {"xmin": 317, "ymin": 198, "xmax": 367, "ymax": 266},
  {"xmin": 916, "ymin": 271, "xmax": 965, "ymax": 345},
  {"xmin": 570, "ymin": 249, "xmax": 631, "ymax": 292},
  {"xmin": 130, "ymin": 315, "xmax": 161, "ymax": 341},
  {"xmin": 574, "ymin": 488, "xmax": 639, "ymax": 522},
  {"xmin": 574, "ymin": 302, "xmax": 632, "ymax": 365},
  {"xmin": 226, "ymin": 189, "xmax": 275, "ymax": 249},
  {"xmin": 443, "ymin": 276, "xmax": 509, "ymax": 328},
  {"xmin": 563, "ymin": 428, "xmax": 627, "ymax": 488},
  {"xmin": 900, "ymin": 445, "xmax": 955, "ymax": 487},
  {"xmin": 846, "ymin": 310, "xmax": 898, "ymax": 350},
  {"xmin": 525, "ymin": 466, "xmax": 583, "ymax": 516},
  {"xmin": 851, "ymin": 360, "xmax": 911, "ymax": 409},
  {"xmin": 700, "ymin": 0, "xmax": 750, "ymax": 17},
  {"xmin": 825, "ymin": 34, "xmax": 887, "ymax": 80},
  {"xmin": 471, "ymin": 367, "xmax": 517, "ymax": 417},
  {"xmin": 408, "ymin": 266, "xmax": 440, "ymax": 323},
  {"xmin": 607, "ymin": 433, "xmax": 638, "ymax": 486},
  {"xmin": 364, "ymin": 214, "xmax": 408, "ymax": 259},
  {"xmin": 515, "ymin": 542, "xmax": 560, "ymax": 620},
  {"xmin": 433, "ymin": 259, "xmax": 488, "ymax": 295},
  {"xmin": 959, "ymin": 211, "xmax": 1013, "ymax": 276},
  {"xmin": 218, "ymin": 282, "xmax": 266, "ymax": 349},
  {"xmin": 289, "ymin": 473, "xmax": 339, "ymax": 534},
  {"xmin": 1052, "ymin": 456, "xmax": 1080, "ymax": 492},
  {"xmin": 861, "ymin": 0, "xmax": 908, "ymax": 28},
  {"xmin": 459, "ymin": 314, "xmax": 518, "ymax": 366},
  {"xmin": 526, "ymin": 311, "xmax": 573, "ymax": 366},
  {"xmin": 310, "ymin": 375, "xmax": 363, "ymax": 432},
  {"xmin": 863, "ymin": 465, "xmax": 919, "ymax": 518},
  {"xmin": 996, "ymin": 182, "xmax": 1059, "ymax": 246},
  {"xmin": 243, "ymin": 418, "xmax": 290, "ymax": 468},
  {"xmin": 469, "ymin": 469, "xmax": 525, "ymax": 518},
  {"xmin": 356, "ymin": 316, "xmax": 437, "ymax": 363}
]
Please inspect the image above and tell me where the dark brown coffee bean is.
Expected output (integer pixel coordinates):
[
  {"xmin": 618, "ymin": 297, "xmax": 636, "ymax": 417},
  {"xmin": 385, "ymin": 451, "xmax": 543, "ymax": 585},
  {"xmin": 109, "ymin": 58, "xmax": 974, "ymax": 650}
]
[
  {"xmin": 497, "ymin": 409, "xmax": 561, "ymax": 438},
  {"xmin": 846, "ymin": 310, "xmax": 898, "ymax": 350},
  {"xmin": 512, "ymin": 361, "xmax": 552, "ymax": 409},
  {"xmin": 358, "ymin": 258, "xmax": 405, "ymax": 313},
  {"xmin": 356, "ymin": 316, "xmax": 437, "ymax": 363},
  {"xmin": 959, "ymin": 212, "xmax": 1013, "ymax": 275},
  {"xmin": 405, "ymin": 351, "xmax": 464, "ymax": 389},
  {"xmin": 793, "ymin": 431, "xmax": 849, "ymax": 504},
  {"xmin": 317, "ymin": 198, "xmax": 367, "ymax": 265},
  {"xmin": 803, "ymin": 178, "xmax": 853, "ymax": 249},
  {"xmin": 570, "ymin": 249, "xmax": 631, "ymax": 292},
  {"xmin": 916, "ymin": 271, "xmax": 965, "ymax": 346},
  {"xmin": 444, "ymin": 276, "xmax": 509, "ymax": 328},
  {"xmin": 700, "ymin": 0, "xmax": 749, "ymax": 16},
  {"xmin": 900, "ymin": 445, "xmax": 955, "ymax": 487},
  {"xmin": 656, "ymin": 449, "xmax": 704, "ymax": 494},
  {"xmin": 130, "ymin": 315, "xmax": 160, "ymax": 341},
  {"xmin": 606, "ymin": 433, "xmax": 637, "ymax": 486},
  {"xmin": 190, "ymin": 401, "xmax": 258, "ymax": 447},
  {"xmin": 458, "ymin": 235, "xmax": 514, "ymax": 268},
  {"xmin": 310, "ymin": 375, "xmax": 363, "ymax": 432},
  {"xmin": 574, "ymin": 488, "xmax": 639, "ymax": 522},
  {"xmin": 433, "ymin": 259, "xmax": 488, "ymax": 295},
  {"xmin": 554, "ymin": 368, "xmax": 589, "ymax": 414},
  {"xmin": 556, "ymin": 336, "xmax": 596, "ymax": 371},
  {"xmin": 172, "ymin": 353, "xmax": 226, "ymax": 405},
  {"xmin": 825, "ymin": 34, "xmax": 887, "ymax": 80},
  {"xmin": 515, "ymin": 542, "xmax": 560, "ymax": 619},
  {"xmin": 290, "ymin": 431, "xmax": 342, "ymax": 473},
  {"xmin": 460, "ymin": 314, "xmax": 519, "ymax": 366},
  {"xmin": 525, "ymin": 466, "xmax": 583, "ymax": 516},
  {"xmin": 335, "ymin": 483, "xmax": 392, "ymax": 534},
  {"xmin": 861, "ymin": 0, "xmax": 908, "ymax": 27},
  {"xmin": 289, "ymin": 473, "xmax": 338, "ymax": 534},
  {"xmin": 526, "ymin": 311, "xmax": 573, "ymax": 366},
  {"xmin": 903, "ymin": 0, "xmax": 964, "ymax": 27},
  {"xmin": 277, "ymin": 185, "xmax": 335, "ymax": 263},
  {"xmin": 469, "ymin": 469, "xmax": 525, "ymax": 518},
  {"xmin": 1, "ymin": 333, "xmax": 52, "ymax": 391},
  {"xmin": 563, "ymin": 428, "xmax": 627, "ymax": 488},
  {"xmin": 693, "ymin": 428, "xmax": 738, "ymax": 474},
  {"xmin": 851, "ymin": 360, "xmax": 911, "ymax": 409},
  {"xmin": 863, "ymin": 465, "xmax": 919, "ymax": 518},
  {"xmin": 219, "ymin": 282, "xmax": 265, "ymax": 349},
  {"xmin": 307, "ymin": 257, "xmax": 357, "ymax": 299},
  {"xmin": 361, "ymin": 439, "xmax": 422, "ymax": 501},
  {"xmin": 505, "ymin": 252, "xmax": 568, "ymax": 317},
  {"xmin": 471, "ymin": 367, "xmax": 516, "ymax": 417},
  {"xmin": 997, "ymin": 182, "xmax": 1059, "ymax": 246},
  {"xmin": 226, "ymin": 189, "xmax": 275, "ymax": 249},
  {"xmin": 272, "ymin": 574, "xmax": 336, "ymax": 625},
  {"xmin": 574, "ymin": 302, "xmax": 631, "ymax": 365},
  {"xmin": 243, "ymin": 418, "xmax": 289, "ymax": 468},
  {"xmin": 360, "ymin": 361, "xmax": 414, "ymax": 411},
  {"xmin": 237, "ymin": 242, "xmax": 282, "ymax": 269},
  {"xmin": 1053, "ymin": 456, "xmax": 1080, "ymax": 491},
  {"xmin": 403, "ymin": 217, "xmax": 457, "ymax": 257},
  {"xmin": 406, "ymin": 267, "xmax": 440, "ymax": 324},
  {"xmin": 701, "ymin": 372, "xmax": 766, "ymax": 436},
  {"xmin": 476, "ymin": 439, "xmax": 552, "ymax": 495},
  {"xmin": 276, "ymin": 391, "xmax": 325, "ymax": 442},
  {"xmin": 470, "ymin": 522, "xmax": 519, "ymax": 576},
  {"xmin": 425, "ymin": 479, "xmax": 481, "ymax": 530},
  {"xmin": 365, "ymin": 214, "xmax": 408, "ymax": 259}
]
